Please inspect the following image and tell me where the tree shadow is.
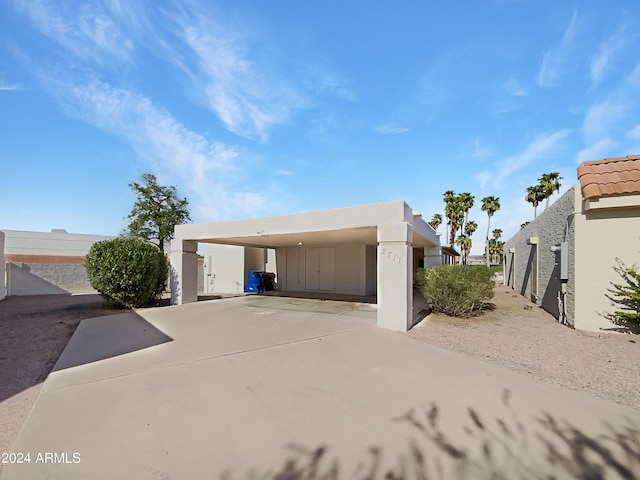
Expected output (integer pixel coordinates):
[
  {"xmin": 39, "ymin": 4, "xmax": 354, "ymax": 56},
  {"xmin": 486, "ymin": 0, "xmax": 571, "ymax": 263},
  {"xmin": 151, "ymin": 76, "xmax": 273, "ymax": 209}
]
[{"xmin": 223, "ymin": 390, "xmax": 640, "ymax": 480}]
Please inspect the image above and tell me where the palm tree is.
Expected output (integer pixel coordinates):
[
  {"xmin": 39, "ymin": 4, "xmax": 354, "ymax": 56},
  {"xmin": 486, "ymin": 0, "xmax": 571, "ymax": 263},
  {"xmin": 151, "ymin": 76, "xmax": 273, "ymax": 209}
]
[
  {"xmin": 460, "ymin": 221, "xmax": 478, "ymax": 265},
  {"xmin": 492, "ymin": 228, "xmax": 502, "ymax": 241},
  {"xmin": 465, "ymin": 220, "xmax": 478, "ymax": 237},
  {"xmin": 443, "ymin": 190, "xmax": 456, "ymax": 244},
  {"xmin": 488, "ymin": 239, "xmax": 504, "ymax": 265},
  {"xmin": 444, "ymin": 192, "xmax": 463, "ymax": 245},
  {"xmin": 520, "ymin": 221, "xmax": 530, "ymax": 230},
  {"xmin": 456, "ymin": 235, "xmax": 472, "ymax": 265},
  {"xmin": 538, "ymin": 172, "xmax": 563, "ymax": 209},
  {"xmin": 429, "ymin": 213, "xmax": 443, "ymax": 232},
  {"xmin": 526, "ymin": 185, "xmax": 545, "ymax": 218},
  {"xmin": 458, "ymin": 192, "xmax": 475, "ymax": 233},
  {"xmin": 481, "ymin": 196, "xmax": 500, "ymax": 267},
  {"xmin": 448, "ymin": 204, "xmax": 463, "ymax": 245}
]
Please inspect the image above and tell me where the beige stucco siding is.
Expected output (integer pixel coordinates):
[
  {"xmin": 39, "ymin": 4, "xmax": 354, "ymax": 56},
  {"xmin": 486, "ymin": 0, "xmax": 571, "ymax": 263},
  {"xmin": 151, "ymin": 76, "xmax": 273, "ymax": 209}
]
[{"xmin": 574, "ymin": 194, "xmax": 640, "ymax": 331}]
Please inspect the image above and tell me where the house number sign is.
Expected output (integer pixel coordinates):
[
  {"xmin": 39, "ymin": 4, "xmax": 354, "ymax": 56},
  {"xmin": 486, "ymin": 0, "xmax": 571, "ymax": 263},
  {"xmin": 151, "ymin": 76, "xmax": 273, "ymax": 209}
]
[{"xmin": 380, "ymin": 247, "xmax": 402, "ymax": 265}]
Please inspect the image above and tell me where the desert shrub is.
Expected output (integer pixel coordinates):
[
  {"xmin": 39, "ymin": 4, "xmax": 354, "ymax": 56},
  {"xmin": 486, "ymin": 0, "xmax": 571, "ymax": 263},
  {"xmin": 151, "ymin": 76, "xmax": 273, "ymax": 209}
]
[
  {"xmin": 85, "ymin": 237, "xmax": 168, "ymax": 308},
  {"xmin": 416, "ymin": 264, "xmax": 494, "ymax": 317},
  {"xmin": 606, "ymin": 258, "xmax": 640, "ymax": 326}
]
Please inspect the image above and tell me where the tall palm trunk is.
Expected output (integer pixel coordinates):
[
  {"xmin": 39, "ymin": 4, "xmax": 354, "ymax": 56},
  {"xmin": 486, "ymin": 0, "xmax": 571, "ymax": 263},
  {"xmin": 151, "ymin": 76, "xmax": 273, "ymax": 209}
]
[{"xmin": 485, "ymin": 215, "xmax": 491, "ymax": 267}]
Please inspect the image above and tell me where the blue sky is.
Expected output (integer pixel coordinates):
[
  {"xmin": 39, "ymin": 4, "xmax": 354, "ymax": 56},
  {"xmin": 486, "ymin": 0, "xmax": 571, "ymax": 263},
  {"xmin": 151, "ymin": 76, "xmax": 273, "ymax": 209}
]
[{"xmin": 1, "ymin": 1, "xmax": 639, "ymax": 253}]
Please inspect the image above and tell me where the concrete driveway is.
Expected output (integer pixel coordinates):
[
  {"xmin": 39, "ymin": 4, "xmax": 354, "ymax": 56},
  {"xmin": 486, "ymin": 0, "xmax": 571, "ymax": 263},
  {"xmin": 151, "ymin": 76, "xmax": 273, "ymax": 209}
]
[{"xmin": 2, "ymin": 296, "xmax": 639, "ymax": 479}]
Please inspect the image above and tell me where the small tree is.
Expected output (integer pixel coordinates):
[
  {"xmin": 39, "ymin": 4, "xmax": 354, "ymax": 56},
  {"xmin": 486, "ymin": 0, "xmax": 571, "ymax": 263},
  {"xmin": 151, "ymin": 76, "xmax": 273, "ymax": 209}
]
[
  {"xmin": 126, "ymin": 173, "xmax": 191, "ymax": 252},
  {"xmin": 85, "ymin": 237, "xmax": 168, "ymax": 308},
  {"xmin": 606, "ymin": 258, "xmax": 640, "ymax": 325}
]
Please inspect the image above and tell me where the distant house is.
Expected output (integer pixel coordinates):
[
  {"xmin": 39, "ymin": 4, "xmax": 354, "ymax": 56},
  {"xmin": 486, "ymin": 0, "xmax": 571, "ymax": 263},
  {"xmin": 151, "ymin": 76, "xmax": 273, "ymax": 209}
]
[{"xmin": 504, "ymin": 155, "xmax": 640, "ymax": 331}]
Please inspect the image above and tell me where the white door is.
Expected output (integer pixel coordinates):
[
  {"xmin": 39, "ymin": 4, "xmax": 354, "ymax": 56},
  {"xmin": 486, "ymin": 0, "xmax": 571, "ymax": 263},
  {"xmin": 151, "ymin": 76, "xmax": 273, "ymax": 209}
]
[
  {"xmin": 305, "ymin": 248, "xmax": 335, "ymax": 291},
  {"xmin": 305, "ymin": 248, "xmax": 320, "ymax": 290}
]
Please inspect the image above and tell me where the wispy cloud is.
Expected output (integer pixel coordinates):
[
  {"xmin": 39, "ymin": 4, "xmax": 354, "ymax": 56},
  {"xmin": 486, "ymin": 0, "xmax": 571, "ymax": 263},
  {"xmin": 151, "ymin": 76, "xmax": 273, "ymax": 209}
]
[
  {"xmin": 537, "ymin": 12, "xmax": 580, "ymax": 88},
  {"xmin": 576, "ymin": 138, "xmax": 616, "ymax": 164},
  {"xmin": 582, "ymin": 99, "xmax": 627, "ymax": 142},
  {"xmin": 628, "ymin": 124, "xmax": 640, "ymax": 139},
  {"xmin": 590, "ymin": 24, "xmax": 627, "ymax": 87},
  {"xmin": 0, "ymin": 83, "xmax": 21, "ymax": 91},
  {"xmin": 14, "ymin": 0, "xmax": 135, "ymax": 64},
  {"xmin": 577, "ymin": 99, "xmax": 626, "ymax": 164},
  {"xmin": 501, "ymin": 75, "xmax": 527, "ymax": 97},
  {"xmin": 477, "ymin": 130, "xmax": 571, "ymax": 188},
  {"xmin": 31, "ymin": 61, "xmax": 265, "ymax": 220},
  {"xmin": 628, "ymin": 62, "xmax": 640, "ymax": 86},
  {"xmin": 374, "ymin": 124, "xmax": 410, "ymax": 135},
  {"xmin": 166, "ymin": 8, "xmax": 305, "ymax": 141}
]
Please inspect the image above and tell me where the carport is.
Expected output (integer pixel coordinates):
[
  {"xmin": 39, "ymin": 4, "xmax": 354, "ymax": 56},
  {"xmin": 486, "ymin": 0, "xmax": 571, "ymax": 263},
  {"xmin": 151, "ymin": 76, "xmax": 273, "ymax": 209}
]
[{"xmin": 170, "ymin": 200, "xmax": 441, "ymax": 331}]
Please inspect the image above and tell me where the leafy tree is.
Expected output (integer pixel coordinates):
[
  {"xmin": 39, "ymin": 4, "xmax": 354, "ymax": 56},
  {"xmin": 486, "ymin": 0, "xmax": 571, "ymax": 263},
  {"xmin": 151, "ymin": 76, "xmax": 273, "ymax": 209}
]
[
  {"xmin": 481, "ymin": 196, "xmax": 500, "ymax": 267},
  {"xmin": 539, "ymin": 172, "xmax": 563, "ymax": 209},
  {"xmin": 429, "ymin": 213, "xmax": 443, "ymax": 231},
  {"xmin": 126, "ymin": 173, "xmax": 191, "ymax": 252},
  {"xmin": 526, "ymin": 184, "xmax": 545, "ymax": 219},
  {"xmin": 85, "ymin": 237, "xmax": 168, "ymax": 308},
  {"xmin": 606, "ymin": 258, "xmax": 640, "ymax": 326},
  {"xmin": 492, "ymin": 228, "xmax": 502, "ymax": 241}
]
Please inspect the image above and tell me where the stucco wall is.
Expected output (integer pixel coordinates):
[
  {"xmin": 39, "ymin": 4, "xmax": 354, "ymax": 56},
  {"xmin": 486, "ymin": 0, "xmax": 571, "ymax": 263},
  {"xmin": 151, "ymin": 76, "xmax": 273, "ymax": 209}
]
[
  {"xmin": 504, "ymin": 186, "xmax": 576, "ymax": 324},
  {"xmin": 574, "ymin": 193, "xmax": 640, "ymax": 331},
  {"xmin": 3, "ymin": 229, "xmax": 116, "ymax": 256},
  {"xmin": 6, "ymin": 262, "xmax": 94, "ymax": 295},
  {"xmin": 2, "ymin": 229, "xmax": 118, "ymax": 296},
  {"xmin": 203, "ymin": 244, "xmax": 246, "ymax": 294}
]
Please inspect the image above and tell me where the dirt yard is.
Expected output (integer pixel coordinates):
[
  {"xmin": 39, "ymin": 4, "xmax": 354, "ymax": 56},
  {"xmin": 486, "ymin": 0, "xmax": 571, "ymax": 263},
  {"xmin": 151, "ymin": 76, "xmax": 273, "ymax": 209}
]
[
  {"xmin": 1, "ymin": 286, "xmax": 639, "ymax": 458},
  {"xmin": 408, "ymin": 284, "xmax": 640, "ymax": 411}
]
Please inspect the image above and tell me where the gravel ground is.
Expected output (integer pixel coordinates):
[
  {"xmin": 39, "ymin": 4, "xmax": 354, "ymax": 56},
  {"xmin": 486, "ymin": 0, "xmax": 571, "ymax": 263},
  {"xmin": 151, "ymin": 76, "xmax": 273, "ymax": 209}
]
[
  {"xmin": 1, "ymin": 287, "xmax": 639, "ymax": 460},
  {"xmin": 407, "ymin": 283, "xmax": 640, "ymax": 411}
]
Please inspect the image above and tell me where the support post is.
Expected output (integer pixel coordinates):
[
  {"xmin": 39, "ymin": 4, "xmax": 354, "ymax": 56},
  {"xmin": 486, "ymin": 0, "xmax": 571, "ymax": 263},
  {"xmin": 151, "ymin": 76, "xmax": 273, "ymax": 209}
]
[
  {"xmin": 377, "ymin": 223, "xmax": 413, "ymax": 331},
  {"xmin": 170, "ymin": 239, "xmax": 198, "ymax": 305},
  {"xmin": 423, "ymin": 245, "xmax": 442, "ymax": 269}
]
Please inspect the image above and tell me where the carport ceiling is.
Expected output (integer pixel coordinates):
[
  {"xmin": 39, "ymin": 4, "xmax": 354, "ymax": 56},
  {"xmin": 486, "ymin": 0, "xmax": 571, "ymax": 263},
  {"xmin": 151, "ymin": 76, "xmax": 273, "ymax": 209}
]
[
  {"xmin": 197, "ymin": 225, "xmax": 434, "ymax": 249},
  {"xmin": 199, "ymin": 226, "xmax": 378, "ymax": 248}
]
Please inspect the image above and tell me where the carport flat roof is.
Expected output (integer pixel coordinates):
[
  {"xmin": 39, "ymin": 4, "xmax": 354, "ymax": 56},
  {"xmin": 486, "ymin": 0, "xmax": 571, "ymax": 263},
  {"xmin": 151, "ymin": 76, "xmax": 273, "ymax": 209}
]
[{"xmin": 174, "ymin": 200, "xmax": 439, "ymax": 248}]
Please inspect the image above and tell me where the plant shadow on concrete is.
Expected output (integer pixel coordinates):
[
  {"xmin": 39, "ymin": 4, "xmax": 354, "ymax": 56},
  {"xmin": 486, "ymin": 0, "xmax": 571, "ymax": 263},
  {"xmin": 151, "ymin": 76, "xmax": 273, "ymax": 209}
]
[{"xmin": 224, "ymin": 390, "xmax": 640, "ymax": 480}]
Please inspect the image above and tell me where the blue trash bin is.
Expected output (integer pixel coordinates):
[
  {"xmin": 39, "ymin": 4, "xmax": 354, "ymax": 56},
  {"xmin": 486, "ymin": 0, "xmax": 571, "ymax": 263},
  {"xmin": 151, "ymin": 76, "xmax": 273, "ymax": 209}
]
[{"xmin": 245, "ymin": 270, "xmax": 266, "ymax": 293}]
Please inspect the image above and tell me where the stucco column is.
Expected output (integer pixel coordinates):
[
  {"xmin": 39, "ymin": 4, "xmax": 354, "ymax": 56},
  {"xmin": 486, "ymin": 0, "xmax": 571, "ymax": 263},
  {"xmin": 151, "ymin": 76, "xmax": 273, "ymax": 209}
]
[
  {"xmin": 423, "ymin": 245, "xmax": 441, "ymax": 269},
  {"xmin": 377, "ymin": 222, "xmax": 413, "ymax": 331},
  {"xmin": 170, "ymin": 239, "xmax": 198, "ymax": 305}
]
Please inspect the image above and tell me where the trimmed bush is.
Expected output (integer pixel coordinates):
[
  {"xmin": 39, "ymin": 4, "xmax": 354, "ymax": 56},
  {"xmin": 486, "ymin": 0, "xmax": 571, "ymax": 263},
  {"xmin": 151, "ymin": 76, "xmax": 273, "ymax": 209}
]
[
  {"xmin": 85, "ymin": 237, "xmax": 168, "ymax": 308},
  {"xmin": 416, "ymin": 264, "xmax": 494, "ymax": 317}
]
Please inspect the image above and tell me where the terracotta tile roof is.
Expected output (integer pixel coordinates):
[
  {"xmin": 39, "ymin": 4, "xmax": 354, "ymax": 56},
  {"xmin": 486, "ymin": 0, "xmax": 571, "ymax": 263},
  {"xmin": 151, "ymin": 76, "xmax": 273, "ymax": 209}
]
[{"xmin": 577, "ymin": 155, "xmax": 640, "ymax": 200}]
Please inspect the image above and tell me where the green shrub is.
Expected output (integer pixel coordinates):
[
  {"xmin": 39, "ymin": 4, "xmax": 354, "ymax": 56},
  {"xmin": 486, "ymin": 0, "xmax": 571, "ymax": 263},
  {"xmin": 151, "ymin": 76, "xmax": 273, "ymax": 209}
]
[
  {"xmin": 85, "ymin": 237, "xmax": 168, "ymax": 308},
  {"xmin": 606, "ymin": 258, "xmax": 640, "ymax": 325},
  {"xmin": 416, "ymin": 265, "xmax": 494, "ymax": 317}
]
